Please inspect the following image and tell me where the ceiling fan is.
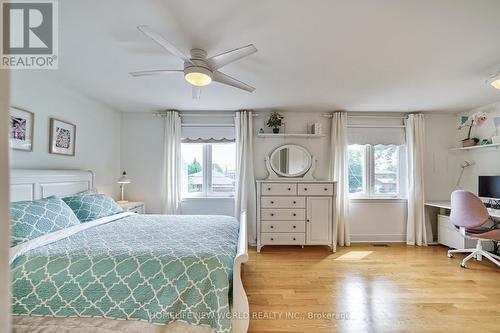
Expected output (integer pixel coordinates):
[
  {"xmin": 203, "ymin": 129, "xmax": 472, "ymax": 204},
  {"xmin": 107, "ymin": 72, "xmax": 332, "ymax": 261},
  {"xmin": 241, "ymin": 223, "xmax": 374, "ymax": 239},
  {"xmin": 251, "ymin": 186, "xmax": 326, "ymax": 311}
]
[{"xmin": 130, "ymin": 25, "xmax": 258, "ymax": 99}]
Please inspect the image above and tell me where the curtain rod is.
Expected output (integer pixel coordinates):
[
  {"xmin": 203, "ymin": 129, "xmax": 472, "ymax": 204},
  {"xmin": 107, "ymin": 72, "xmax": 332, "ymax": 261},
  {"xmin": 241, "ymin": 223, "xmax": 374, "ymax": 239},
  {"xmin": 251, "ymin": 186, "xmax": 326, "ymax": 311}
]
[
  {"xmin": 322, "ymin": 113, "xmax": 407, "ymax": 119},
  {"xmin": 347, "ymin": 125, "xmax": 406, "ymax": 128},
  {"xmin": 181, "ymin": 124, "xmax": 234, "ymax": 127},
  {"xmin": 153, "ymin": 112, "xmax": 259, "ymax": 117}
]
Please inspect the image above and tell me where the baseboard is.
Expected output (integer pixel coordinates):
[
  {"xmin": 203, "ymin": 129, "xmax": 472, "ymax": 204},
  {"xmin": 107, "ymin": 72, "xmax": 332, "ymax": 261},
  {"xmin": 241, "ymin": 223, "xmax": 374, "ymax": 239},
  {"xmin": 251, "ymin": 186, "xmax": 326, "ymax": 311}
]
[{"xmin": 350, "ymin": 234, "xmax": 406, "ymax": 243}]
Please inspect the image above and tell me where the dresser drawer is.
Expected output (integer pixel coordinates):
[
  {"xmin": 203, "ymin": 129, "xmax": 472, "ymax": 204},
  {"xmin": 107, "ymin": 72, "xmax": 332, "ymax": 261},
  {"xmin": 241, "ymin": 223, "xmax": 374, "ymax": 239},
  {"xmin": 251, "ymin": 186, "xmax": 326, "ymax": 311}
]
[
  {"xmin": 261, "ymin": 221, "xmax": 305, "ymax": 233},
  {"xmin": 261, "ymin": 232, "xmax": 305, "ymax": 245},
  {"xmin": 261, "ymin": 183, "xmax": 297, "ymax": 196},
  {"xmin": 261, "ymin": 209, "xmax": 305, "ymax": 220},
  {"xmin": 298, "ymin": 183, "xmax": 334, "ymax": 196},
  {"xmin": 261, "ymin": 196, "xmax": 305, "ymax": 208}
]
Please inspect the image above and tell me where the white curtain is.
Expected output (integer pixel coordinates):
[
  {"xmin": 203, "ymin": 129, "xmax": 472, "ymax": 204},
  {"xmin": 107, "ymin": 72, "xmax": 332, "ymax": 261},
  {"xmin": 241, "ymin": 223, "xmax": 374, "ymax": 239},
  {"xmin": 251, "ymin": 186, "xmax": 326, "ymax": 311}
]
[
  {"xmin": 161, "ymin": 111, "xmax": 182, "ymax": 214},
  {"xmin": 406, "ymin": 113, "xmax": 426, "ymax": 245},
  {"xmin": 234, "ymin": 111, "xmax": 256, "ymax": 243},
  {"xmin": 329, "ymin": 112, "xmax": 350, "ymax": 247}
]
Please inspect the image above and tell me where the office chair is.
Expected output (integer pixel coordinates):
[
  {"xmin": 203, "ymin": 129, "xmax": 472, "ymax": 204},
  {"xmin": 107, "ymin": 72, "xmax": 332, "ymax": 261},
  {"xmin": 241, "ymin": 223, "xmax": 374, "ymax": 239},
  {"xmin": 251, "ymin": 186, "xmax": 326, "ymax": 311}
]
[{"xmin": 447, "ymin": 190, "xmax": 500, "ymax": 268}]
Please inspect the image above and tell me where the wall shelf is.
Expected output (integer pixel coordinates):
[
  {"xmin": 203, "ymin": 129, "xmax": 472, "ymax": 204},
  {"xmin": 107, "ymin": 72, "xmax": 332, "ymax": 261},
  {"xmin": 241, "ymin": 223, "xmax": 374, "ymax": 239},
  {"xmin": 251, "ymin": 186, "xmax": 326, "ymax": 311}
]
[
  {"xmin": 257, "ymin": 133, "xmax": 326, "ymax": 138},
  {"xmin": 450, "ymin": 143, "xmax": 500, "ymax": 151}
]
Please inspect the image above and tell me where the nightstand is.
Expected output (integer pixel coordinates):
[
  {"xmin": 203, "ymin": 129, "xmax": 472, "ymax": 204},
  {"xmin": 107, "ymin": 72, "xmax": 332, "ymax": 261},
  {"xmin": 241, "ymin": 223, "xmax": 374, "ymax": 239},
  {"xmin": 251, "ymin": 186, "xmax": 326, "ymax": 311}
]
[{"xmin": 118, "ymin": 202, "xmax": 145, "ymax": 214}]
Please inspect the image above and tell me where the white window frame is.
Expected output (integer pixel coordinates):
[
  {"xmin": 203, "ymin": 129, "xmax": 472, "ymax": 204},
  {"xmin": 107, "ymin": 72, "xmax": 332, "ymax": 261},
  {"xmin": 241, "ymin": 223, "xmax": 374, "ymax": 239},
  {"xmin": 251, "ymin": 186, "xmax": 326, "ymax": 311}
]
[
  {"xmin": 349, "ymin": 144, "xmax": 407, "ymax": 199},
  {"xmin": 182, "ymin": 142, "xmax": 236, "ymax": 198}
]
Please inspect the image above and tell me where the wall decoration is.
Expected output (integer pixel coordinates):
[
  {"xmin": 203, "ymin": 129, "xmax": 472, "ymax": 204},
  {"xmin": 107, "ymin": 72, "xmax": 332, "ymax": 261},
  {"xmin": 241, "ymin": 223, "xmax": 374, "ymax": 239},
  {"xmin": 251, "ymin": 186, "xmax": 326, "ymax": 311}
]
[
  {"xmin": 458, "ymin": 111, "xmax": 487, "ymax": 147},
  {"xmin": 266, "ymin": 112, "xmax": 284, "ymax": 133},
  {"xmin": 49, "ymin": 118, "xmax": 76, "ymax": 156},
  {"xmin": 9, "ymin": 107, "xmax": 34, "ymax": 151}
]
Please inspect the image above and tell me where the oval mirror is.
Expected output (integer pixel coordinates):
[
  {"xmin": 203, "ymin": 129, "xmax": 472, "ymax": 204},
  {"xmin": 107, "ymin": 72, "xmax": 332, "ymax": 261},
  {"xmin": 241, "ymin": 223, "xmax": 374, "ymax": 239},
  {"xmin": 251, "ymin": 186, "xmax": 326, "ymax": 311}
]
[{"xmin": 270, "ymin": 145, "xmax": 312, "ymax": 178}]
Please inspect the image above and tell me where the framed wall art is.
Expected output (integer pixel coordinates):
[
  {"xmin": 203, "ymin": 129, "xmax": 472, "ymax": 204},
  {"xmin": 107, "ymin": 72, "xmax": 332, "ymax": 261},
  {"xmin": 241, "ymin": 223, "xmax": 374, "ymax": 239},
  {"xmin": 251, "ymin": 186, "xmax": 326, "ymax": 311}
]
[
  {"xmin": 49, "ymin": 118, "xmax": 76, "ymax": 156},
  {"xmin": 9, "ymin": 107, "xmax": 34, "ymax": 152}
]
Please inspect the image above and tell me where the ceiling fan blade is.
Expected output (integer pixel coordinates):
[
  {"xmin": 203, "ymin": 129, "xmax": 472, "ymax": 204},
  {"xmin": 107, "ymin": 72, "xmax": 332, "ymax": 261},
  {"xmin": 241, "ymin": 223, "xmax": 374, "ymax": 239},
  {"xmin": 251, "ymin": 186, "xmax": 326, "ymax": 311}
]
[
  {"xmin": 212, "ymin": 71, "xmax": 255, "ymax": 92},
  {"xmin": 137, "ymin": 25, "xmax": 191, "ymax": 62},
  {"xmin": 192, "ymin": 86, "xmax": 201, "ymax": 99},
  {"xmin": 207, "ymin": 44, "xmax": 257, "ymax": 70},
  {"xmin": 129, "ymin": 70, "xmax": 183, "ymax": 77}
]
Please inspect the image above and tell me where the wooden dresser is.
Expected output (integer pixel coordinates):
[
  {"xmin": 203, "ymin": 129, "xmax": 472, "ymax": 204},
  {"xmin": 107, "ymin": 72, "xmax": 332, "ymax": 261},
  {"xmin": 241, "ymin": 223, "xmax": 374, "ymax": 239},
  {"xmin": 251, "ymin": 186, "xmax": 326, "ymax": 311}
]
[{"xmin": 256, "ymin": 180, "xmax": 336, "ymax": 252}]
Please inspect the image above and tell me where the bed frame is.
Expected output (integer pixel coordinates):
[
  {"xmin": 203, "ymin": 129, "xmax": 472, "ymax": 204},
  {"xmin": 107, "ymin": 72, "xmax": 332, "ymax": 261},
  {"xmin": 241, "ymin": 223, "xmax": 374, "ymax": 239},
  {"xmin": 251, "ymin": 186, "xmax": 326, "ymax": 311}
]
[{"xmin": 10, "ymin": 169, "xmax": 250, "ymax": 333}]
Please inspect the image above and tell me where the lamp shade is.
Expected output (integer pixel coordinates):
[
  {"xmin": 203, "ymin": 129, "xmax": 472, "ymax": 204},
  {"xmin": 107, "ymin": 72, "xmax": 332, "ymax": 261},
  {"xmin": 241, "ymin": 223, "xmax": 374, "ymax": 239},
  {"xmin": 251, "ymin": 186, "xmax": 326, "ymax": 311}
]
[{"xmin": 117, "ymin": 171, "xmax": 131, "ymax": 184}]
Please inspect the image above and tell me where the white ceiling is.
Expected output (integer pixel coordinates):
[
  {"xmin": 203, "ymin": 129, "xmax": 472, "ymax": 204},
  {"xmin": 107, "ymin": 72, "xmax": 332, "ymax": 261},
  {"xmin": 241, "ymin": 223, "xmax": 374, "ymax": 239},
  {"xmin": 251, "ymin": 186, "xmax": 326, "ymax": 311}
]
[{"xmin": 32, "ymin": 0, "xmax": 500, "ymax": 112}]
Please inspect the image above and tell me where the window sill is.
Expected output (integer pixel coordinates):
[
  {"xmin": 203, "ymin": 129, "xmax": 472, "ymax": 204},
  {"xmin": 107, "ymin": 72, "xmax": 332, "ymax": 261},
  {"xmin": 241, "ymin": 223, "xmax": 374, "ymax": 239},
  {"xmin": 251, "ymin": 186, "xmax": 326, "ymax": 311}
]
[
  {"xmin": 182, "ymin": 196, "xmax": 234, "ymax": 201},
  {"xmin": 349, "ymin": 197, "xmax": 407, "ymax": 203}
]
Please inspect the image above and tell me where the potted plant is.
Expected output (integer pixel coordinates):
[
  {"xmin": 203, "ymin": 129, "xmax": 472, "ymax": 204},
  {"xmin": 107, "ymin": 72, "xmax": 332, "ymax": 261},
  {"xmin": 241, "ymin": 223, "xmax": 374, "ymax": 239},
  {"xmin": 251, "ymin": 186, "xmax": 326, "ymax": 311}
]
[
  {"xmin": 459, "ymin": 111, "xmax": 487, "ymax": 147},
  {"xmin": 267, "ymin": 112, "xmax": 284, "ymax": 133}
]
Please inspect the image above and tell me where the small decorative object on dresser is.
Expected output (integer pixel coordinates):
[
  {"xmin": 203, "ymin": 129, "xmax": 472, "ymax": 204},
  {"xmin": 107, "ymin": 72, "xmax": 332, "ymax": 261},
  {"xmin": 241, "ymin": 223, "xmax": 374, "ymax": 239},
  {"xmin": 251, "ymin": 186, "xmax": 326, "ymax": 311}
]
[
  {"xmin": 118, "ymin": 201, "xmax": 145, "ymax": 214},
  {"xmin": 117, "ymin": 171, "xmax": 131, "ymax": 203},
  {"xmin": 257, "ymin": 144, "xmax": 336, "ymax": 252},
  {"xmin": 9, "ymin": 107, "xmax": 34, "ymax": 152},
  {"xmin": 49, "ymin": 118, "xmax": 76, "ymax": 156},
  {"xmin": 267, "ymin": 111, "xmax": 284, "ymax": 134}
]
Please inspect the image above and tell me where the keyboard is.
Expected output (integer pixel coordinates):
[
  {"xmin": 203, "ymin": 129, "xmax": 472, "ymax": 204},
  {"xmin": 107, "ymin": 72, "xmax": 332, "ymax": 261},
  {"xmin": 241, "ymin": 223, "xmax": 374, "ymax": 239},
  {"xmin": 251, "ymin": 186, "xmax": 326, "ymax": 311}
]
[{"xmin": 487, "ymin": 208, "xmax": 500, "ymax": 217}]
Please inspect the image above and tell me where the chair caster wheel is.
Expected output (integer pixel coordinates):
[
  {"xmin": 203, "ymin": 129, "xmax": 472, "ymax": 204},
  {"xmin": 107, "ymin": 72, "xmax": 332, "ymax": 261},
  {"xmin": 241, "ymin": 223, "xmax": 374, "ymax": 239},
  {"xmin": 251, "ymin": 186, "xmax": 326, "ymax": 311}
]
[
  {"xmin": 447, "ymin": 253, "xmax": 453, "ymax": 258},
  {"xmin": 460, "ymin": 263, "xmax": 467, "ymax": 268}
]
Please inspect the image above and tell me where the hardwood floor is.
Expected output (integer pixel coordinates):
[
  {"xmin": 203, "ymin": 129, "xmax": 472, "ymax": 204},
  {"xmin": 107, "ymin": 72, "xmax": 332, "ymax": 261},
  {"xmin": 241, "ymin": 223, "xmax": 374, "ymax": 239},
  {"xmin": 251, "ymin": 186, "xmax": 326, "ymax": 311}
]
[{"xmin": 242, "ymin": 244, "xmax": 500, "ymax": 333}]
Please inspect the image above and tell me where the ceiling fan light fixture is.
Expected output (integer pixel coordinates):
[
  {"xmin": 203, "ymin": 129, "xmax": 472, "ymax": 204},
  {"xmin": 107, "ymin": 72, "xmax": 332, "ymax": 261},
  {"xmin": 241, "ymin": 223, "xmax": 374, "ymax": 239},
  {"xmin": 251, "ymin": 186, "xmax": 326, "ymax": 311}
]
[
  {"xmin": 184, "ymin": 66, "xmax": 212, "ymax": 86},
  {"xmin": 487, "ymin": 70, "xmax": 500, "ymax": 90},
  {"xmin": 490, "ymin": 78, "xmax": 500, "ymax": 90}
]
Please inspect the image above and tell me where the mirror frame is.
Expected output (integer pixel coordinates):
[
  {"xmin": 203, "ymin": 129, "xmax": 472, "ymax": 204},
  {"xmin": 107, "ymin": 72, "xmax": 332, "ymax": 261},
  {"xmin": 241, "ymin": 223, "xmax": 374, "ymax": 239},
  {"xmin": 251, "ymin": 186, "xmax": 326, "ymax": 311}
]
[{"xmin": 268, "ymin": 144, "xmax": 313, "ymax": 178}]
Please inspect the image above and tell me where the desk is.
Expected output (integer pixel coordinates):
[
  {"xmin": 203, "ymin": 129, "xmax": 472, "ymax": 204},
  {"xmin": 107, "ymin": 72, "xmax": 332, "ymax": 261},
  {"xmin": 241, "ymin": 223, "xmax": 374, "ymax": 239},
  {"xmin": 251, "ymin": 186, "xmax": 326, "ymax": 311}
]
[
  {"xmin": 426, "ymin": 201, "xmax": 500, "ymax": 219},
  {"xmin": 425, "ymin": 201, "xmax": 497, "ymax": 249}
]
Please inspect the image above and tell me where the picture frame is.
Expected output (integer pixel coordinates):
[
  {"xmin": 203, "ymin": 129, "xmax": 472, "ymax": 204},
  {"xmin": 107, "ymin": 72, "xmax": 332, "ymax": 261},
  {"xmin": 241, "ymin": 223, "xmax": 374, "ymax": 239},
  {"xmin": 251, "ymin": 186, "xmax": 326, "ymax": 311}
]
[
  {"xmin": 9, "ymin": 107, "xmax": 34, "ymax": 152},
  {"xmin": 49, "ymin": 118, "xmax": 76, "ymax": 156}
]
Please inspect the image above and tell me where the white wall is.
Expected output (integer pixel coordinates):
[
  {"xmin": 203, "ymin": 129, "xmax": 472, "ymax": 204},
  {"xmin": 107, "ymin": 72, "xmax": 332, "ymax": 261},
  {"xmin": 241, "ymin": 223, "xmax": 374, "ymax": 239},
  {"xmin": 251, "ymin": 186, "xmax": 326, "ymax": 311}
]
[
  {"xmin": 10, "ymin": 72, "xmax": 122, "ymax": 197},
  {"xmin": 120, "ymin": 113, "xmax": 164, "ymax": 213},
  {"xmin": 423, "ymin": 113, "xmax": 459, "ymax": 201}
]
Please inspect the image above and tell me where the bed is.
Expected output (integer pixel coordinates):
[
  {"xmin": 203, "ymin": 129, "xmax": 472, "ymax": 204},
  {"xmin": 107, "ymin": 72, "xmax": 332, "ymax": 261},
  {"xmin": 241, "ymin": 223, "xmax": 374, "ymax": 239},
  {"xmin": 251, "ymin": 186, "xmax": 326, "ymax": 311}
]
[{"xmin": 9, "ymin": 169, "xmax": 249, "ymax": 333}]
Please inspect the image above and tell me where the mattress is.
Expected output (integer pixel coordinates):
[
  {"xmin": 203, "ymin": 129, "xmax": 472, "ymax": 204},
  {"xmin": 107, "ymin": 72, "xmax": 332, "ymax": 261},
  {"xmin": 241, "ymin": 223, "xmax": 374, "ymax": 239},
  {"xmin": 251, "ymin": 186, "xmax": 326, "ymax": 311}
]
[{"xmin": 11, "ymin": 214, "xmax": 239, "ymax": 333}]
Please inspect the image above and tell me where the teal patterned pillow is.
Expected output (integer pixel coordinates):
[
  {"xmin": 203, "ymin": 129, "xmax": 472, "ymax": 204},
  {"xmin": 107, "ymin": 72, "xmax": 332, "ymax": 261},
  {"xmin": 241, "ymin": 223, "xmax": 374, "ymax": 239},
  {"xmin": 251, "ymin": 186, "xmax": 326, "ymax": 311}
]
[
  {"xmin": 10, "ymin": 196, "xmax": 81, "ymax": 247},
  {"xmin": 63, "ymin": 194, "xmax": 123, "ymax": 223}
]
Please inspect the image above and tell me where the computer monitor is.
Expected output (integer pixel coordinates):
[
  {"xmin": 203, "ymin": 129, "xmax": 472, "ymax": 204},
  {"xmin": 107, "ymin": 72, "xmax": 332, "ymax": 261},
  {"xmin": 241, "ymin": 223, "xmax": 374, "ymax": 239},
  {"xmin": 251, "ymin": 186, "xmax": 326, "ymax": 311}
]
[{"xmin": 478, "ymin": 176, "xmax": 500, "ymax": 200}]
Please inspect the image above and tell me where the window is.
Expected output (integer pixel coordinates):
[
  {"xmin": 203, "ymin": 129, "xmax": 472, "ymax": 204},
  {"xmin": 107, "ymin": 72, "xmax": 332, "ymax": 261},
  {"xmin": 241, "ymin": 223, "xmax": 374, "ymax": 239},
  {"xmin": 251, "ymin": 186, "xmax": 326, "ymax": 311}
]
[
  {"xmin": 348, "ymin": 144, "xmax": 406, "ymax": 198},
  {"xmin": 181, "ymin": 142, "xmax": 236, "ymax": 197}
]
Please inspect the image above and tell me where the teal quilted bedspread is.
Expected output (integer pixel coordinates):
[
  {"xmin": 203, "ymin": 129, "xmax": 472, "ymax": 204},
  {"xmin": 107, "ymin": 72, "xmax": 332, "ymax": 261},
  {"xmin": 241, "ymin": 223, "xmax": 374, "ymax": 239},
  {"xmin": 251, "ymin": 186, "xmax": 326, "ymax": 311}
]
[{"xmin": 11, "ymin": 214, "xmax": 239, "ymax": 333}]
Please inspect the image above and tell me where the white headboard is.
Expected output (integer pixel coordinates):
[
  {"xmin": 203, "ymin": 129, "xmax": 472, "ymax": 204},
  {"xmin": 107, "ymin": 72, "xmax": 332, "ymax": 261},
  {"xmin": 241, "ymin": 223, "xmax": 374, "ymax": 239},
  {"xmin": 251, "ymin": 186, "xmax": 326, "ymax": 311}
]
[{"xmin": 10, "ymin": 169, "xmax": 94, "ymax": 202}]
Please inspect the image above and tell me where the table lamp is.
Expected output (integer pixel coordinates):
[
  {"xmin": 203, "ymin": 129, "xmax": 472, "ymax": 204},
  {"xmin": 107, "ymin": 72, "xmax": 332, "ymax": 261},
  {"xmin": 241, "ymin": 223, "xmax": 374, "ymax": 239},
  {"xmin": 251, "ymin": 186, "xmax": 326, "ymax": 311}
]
[
  {"xmin": 117, "ymin": 171, "xmax": 131, "ymax": 203},
  {"xmin": 455, "ymin": 160, "xmax": 474, "ymax": 190}
]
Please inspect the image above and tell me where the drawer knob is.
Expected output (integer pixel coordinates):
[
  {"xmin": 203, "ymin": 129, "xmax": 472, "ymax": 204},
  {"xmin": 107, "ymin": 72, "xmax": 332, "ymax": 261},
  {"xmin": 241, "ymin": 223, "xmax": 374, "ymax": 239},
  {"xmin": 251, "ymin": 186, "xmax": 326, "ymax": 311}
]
[
  {"xmin": 293, "ymin": 213, "xmax": 297, "ymax": 216},
  {"xmin": 306, "ymin": 219, "xmax": 310, "ymax": 222},
  {"xmin": 293, "ymin": 237, "xmax": 296, "ymax": 241},
  {"xmin": 304, "ymin": 188, "xmax": 308, "ymax": 191},
  {"xmin": 270, "ymin": 201, "xmax": 274, "ymax": 204},
  {"xmin": 270, "ymin": 237, "xmax": 274, "ymax": 241},
  {"xmin": 293, "ymin": 225, "xmax": 296, "ymax": 229},
  {"xmin": 288, "ymin": 187, "xmax": 291, "ymax": 191},
  {"xmin": 270, "ymin": 213, "xmax": 274, "ymax": 216},
  {"xmin": 267, "ymin": 187, "xmax": 271, "ymax": 191},
  {"xmin": 293, "ymin": 201, "xmax": 297, "ymax": 204},
  {"xmin": 324, "ymin": 188, "xmax": 328, "ymax": 191},
  {"xmin": 270, "ymin": 225, "xmax": 274, "ymax": 229}
]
